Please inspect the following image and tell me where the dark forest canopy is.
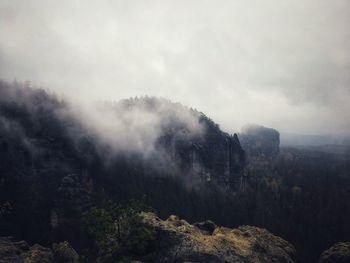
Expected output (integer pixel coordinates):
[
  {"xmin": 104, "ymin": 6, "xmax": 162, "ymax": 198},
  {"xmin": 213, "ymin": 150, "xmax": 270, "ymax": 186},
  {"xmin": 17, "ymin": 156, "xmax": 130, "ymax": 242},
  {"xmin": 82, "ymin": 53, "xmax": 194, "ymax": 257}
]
[{"xmin": 0, "ymin": 80, "xmax": 350, "ymax": 262}]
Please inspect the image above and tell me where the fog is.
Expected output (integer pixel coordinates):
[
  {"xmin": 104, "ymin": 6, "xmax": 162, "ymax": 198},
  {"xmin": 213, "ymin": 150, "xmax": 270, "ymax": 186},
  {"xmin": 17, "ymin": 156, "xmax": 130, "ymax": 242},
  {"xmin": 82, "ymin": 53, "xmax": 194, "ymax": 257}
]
[
  {"xmin": 0, "ymin": 0, "xmax": 349, "ymax": 137},
  {"xmin": 0, "ymin": 80, "xmax": 205, "ymax": 171},
  {"xmin": 66, "ymin": 97, "xmax": 204, "ymax": 157}
]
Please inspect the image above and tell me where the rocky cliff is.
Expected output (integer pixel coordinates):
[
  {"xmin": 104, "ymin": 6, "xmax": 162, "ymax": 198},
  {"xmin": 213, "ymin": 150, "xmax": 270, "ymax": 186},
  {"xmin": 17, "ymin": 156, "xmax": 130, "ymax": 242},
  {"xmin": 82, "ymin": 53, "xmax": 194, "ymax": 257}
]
[
  {"xmin": 141, "ymin": 212, "xmax": 297, "ymax": 263},
  {"xmin": 105, "ymin": 97, "xmax": 246, "ymax": 190},
  {"xmin": 0, "ymin": 81, "xmax": 245, "ymax": 193},
  {"xmin": 239, "ymin": 124, "xmax": 280, "ymax": 158}
]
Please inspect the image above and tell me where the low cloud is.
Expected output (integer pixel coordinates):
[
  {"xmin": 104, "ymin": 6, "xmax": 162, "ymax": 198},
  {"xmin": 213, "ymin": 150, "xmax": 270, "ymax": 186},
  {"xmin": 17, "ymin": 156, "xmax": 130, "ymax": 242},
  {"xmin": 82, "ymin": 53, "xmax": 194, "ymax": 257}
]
[
  {"xmin": 66, "ymin": 97, "xmax": 204, "ymax": 157},
  {"xmin": 0, "ymin": 81, "xmax": 205, "ymax": 174},
  {"xmin": 0, "ymin": 0, "xmax": 349, "ymax": 136}
]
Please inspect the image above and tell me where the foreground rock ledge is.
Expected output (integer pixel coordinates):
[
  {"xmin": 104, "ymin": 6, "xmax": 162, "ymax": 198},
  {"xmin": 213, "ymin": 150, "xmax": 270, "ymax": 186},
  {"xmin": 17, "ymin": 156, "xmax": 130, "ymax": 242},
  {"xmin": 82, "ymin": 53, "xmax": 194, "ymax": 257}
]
[
  {"xmin": 0, "ymin": 237, "xmax": 78, "ymax": 263},
  {"xmin": 142, "ymin": 212, "xmax": 297, "ymax": 263},
  {"xmin": 319, "ymin": 242, "xmax": 350, "ymax": 263}
]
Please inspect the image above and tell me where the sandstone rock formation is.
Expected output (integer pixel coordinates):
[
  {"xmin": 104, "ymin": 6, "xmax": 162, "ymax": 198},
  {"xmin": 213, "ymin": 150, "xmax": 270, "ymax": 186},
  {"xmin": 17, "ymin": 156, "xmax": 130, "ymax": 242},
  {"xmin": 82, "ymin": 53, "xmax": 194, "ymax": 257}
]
[
  {"xmin": 319, "ymin": 242, "xmax": 350, "ymax": 263},
  {"xmin": 142, "ymin": 212, "xmax": 297, "ymax": 263},
  {"xmin": 0, "ymin": 237, "xmax": 78, "ymax": 263},
  {"xmin": 240, "ymin": 124, "xmax": 280, "ymax": 158},
  {"xmin": 52, "ymin": 241, "xmax": 79, "ymax": 263}
]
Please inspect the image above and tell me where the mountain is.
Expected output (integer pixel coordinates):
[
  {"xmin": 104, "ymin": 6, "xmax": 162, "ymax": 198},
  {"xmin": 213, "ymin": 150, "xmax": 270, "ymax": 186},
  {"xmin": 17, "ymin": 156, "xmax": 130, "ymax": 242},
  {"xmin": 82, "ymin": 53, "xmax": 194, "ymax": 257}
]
[
  {"xmin": 2, "ymin": 80, "xmax": 350, "ymax": 263},
  {"xmin": 0, "ymin": 80, "xmax": 245, "ymax": 251},
  {"xmin": 239, "ymin": 124, "xmax": 280, "ymax": 158},
  {"xmin": 0, "ymin": 80, "xmax": 245, "ymax": 190}
]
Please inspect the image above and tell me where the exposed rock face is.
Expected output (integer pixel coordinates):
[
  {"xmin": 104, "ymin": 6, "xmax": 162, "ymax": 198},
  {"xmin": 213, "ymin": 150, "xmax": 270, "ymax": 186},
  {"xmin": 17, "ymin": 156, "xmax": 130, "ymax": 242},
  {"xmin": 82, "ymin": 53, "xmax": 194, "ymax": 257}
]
[
  {"xmin": 52, "ymin": 241, "xmax": 79, "ymax": 263},
  {"xmin": 123, "ymin": 97, "xmax": 246, "ymax": 190},
  {"xmin": 0, "ymin": 237, "xmax": 52, "ymax": 263},
  {"xmin": 239, "ymin": 124, "xmax": 280, "ymax": 158},
  {"xmin": 0, "ymin": 237, "xmax": 78, "ymax": 263},
  {"xmin": 162, "ymin": 118, "xmax": 246, "ymax": 190},
  {"xmin": 319, "ymin": 242, "xmax": 350, "ymax": 263},
  {"xmin": 142, "ymin": 212, "xmax": 297, "ymax": 263},
  {"xmin": 190, "ymin": 129, "xmax": 246, "ymax": 190}
]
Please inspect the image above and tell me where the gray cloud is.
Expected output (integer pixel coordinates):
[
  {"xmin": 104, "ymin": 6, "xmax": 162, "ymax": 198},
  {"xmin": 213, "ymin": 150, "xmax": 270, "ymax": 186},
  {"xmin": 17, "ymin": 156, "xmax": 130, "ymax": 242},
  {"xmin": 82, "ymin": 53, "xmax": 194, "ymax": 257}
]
[{"xmin": 0, "ymin": 0, "xmax": 349, "ymax": 136}]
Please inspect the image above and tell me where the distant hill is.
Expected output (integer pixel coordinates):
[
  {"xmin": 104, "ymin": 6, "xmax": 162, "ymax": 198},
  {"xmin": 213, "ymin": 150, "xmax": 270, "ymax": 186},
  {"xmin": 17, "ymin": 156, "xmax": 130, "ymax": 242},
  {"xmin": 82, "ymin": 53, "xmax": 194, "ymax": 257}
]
[
  {"xmin": 239, "ymin": 124, "xmax": 280, "ymax": 158},
  {"xmin": 280, "ymin": 132, "xmax": 350, "ymax": 147}
]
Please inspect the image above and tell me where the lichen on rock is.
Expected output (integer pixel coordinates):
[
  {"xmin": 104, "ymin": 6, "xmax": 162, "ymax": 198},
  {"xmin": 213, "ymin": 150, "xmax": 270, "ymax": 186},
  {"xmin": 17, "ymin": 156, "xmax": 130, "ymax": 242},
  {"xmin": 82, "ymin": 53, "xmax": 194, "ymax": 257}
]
[
  {"xmin": 0, "ymin": 237, "xmax": 78, "ymax": 263},
  {"xmin": 141, "ymin": 212, "xmax": 297, "ymax": 263},
  {"xmin": 319, "ymin": 242, "xmax": 350, "ymax": 263}
]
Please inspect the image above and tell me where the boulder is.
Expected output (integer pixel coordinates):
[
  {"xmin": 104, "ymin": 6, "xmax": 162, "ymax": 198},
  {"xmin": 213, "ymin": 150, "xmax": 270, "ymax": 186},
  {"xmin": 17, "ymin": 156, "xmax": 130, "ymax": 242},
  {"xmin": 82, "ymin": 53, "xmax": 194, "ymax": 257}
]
[
  {"xmin": 194, "ymin": 220, "xmax": 217, "ymax": 234},
  {"xmin": 0, "ymin": 237, "xmax": 78, "ymax": 263},
  {"xmin": 22, "ymin": 244, "xmax": 53, "ymax": 263},
  {"xmin": 52, "ymin": 241, "xmax": 79, "ymax": 263},
  {"xmin": 0, "ymin": 237, "xmax": 52, "ymax": 263},
  {"xmin": 319, "ymin": 242, "xmax": 350, "ymax": 263},
  {"xmin": 0, "ymin": 237, "xmax": 29, "ymax": 262}
]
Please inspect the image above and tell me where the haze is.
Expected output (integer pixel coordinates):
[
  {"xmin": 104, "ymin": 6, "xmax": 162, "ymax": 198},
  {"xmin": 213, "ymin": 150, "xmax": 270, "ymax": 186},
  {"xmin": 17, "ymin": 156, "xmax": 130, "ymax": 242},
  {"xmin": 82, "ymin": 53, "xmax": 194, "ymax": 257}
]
[{"xmin": 0, "ymin": 0, "xmax": 349, "ymax": 137}]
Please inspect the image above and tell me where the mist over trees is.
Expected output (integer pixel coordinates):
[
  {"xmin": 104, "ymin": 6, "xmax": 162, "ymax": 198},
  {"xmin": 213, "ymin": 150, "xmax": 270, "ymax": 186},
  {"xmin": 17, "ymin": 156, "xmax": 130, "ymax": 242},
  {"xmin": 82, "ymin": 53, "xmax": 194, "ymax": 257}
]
[{"xmin": 0, "ymin": 80, "xmax": 350, "ymax": 262}]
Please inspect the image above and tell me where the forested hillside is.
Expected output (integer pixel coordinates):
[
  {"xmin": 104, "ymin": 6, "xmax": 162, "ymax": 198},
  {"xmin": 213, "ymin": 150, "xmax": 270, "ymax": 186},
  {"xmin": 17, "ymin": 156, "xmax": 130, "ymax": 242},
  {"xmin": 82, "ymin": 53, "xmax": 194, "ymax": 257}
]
[
  {"xmin": 0, "ymin": 80, "xmax": 246, "ymax": 258},
  {"xmin": 0, "ymin": 80, "xmax": 350, "ymax": 262}
]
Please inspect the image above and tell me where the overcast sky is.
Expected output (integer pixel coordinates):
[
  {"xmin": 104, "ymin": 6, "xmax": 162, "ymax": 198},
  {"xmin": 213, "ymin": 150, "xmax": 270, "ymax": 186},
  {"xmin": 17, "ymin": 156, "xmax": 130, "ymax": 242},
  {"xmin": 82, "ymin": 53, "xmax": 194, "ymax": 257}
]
[{"xmin": 0, "ymin": 0, "xmax": 349, "ymax": 136}]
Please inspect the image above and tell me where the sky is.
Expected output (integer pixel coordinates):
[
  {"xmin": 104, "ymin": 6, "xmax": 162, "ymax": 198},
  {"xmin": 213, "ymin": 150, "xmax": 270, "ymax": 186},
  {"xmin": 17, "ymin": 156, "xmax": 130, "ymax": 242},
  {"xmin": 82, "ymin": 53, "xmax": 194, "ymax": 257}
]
[{"xmin": 0, "ymin": 0, "xmax": 349, "ymax": 136}]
